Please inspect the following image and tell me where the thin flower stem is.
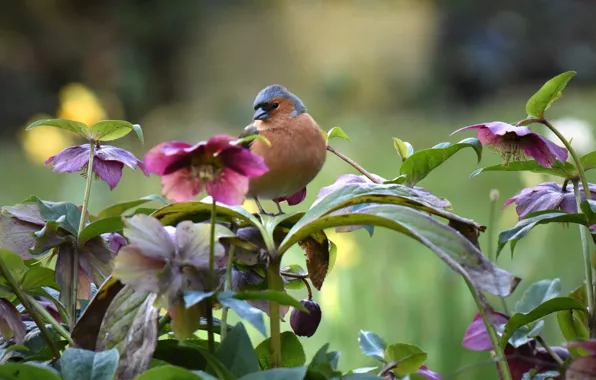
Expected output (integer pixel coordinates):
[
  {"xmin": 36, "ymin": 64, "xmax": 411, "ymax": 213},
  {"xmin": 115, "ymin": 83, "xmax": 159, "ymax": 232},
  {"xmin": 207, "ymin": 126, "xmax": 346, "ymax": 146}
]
[
  {"xmin": 487, "ymin": 190, "xmax": 509, "ymax": 315},
  {"xmin": 536, "ymin": 336, "xmax": 564, "ymax": 365},
  {"xmin": 207, "ymin": 197, "xmax": 216, "ymax": 353},
  {"xmin": 158, "ymin": 313, "xmax": 171, "ymax": 332},
  {"xmin": 26, "ymin": 294, "xmax": 73, "ymax": 345},
  {"xmin": 267, "ymin": 256, "xmax": 283, "ymax": 368},
  {"xmin": 72, "ymin": 143, "xmax": 95, "ymax": 329},
  {"xmin": 326, "ymin": 145, "xmax": 382, "ymax": 184},
  {"xmin": 464, "ymin": 279, "xmax": 512, "ymax": 380},
  {"xmin": 0, "ymin": 258, "xmax": 60, "ymax": 359},
  {"xmin": 573, "ymin": 180, "xmax": 595, "ymax": 336},
  {"xmin": 221, "ymin": 244, "xmax": 236, "ymax": 341},
  {"xmin": 280, "ymin": 271, "xmax": 312, "ymax": 298}
]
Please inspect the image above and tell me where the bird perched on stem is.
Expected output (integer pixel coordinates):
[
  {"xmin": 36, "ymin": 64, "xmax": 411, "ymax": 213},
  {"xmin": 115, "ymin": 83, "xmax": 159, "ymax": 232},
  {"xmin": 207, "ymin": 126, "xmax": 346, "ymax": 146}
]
[{"xmin": 240, "ymin": 85, "xmax": 327, "ymax": 215}]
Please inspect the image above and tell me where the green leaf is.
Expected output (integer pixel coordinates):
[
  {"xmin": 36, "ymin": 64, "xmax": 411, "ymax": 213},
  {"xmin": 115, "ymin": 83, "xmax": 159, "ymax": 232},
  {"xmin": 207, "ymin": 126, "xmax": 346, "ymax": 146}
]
[
  {"xmin": 30, "ymin": 219, "xmax": 68, "ymax": 255},
  {"xmin": 500, "ymin": 297, "xmax": 587, "ymax": 347},
  {"xmin": 95, "ymin": 195, "xmax": 168, "ymax": 219},
  {"xmin": 359, "ymin": 330, "xmax": 386, "ymax": 362},
  {"xmin": 239, "ymin": 367, "xmax": 307, "ymax": 380},
  {"xmin": 284, "ymin": 204, "xmax": 519, "ymax": 297},
  {"xmin": 515, "ymin": 279, "xmax": 561, "ymax": 313},
  {"xmin": 281, "ymin": 264, "xmax": 307, "ymax": 290},
  {"xmin": 89, "ymin": 120, "xmax": 135, "ymax": 141},
  {"xmin": 194, "ymin": 345, "xmax": 236, "ymax": 380},
  {"xmin": 327, "ymin": 127, "xmax": 351, "ymax": 142},
  {"xmin": 343, "ymin": 375, "xmax": 385, "ymax": 380},
  {"xmin": 255, "ymin": 332, "xmax": 306, "ymax": 369},
  {"xmin": 136, "ymin": 365, "xmax": 212, "ymax": 380},
  {"xmin": 132, "ymin": 124, "xmax": 144, "ymax": 144},
  {"xmin": 557, "ymin": 309, "xmax": 589, "ymax": 356},
  {"xmin": 393, "ymin": 138, "xmax": 414, "ymax": 162},
  {"xmin": 35, "ymin": 198, "xmax": 82, "ymax": 236},
  {"xmin": 497, "ymin": 212, "xmax": 588, "ymax": 256},
  {"xmin": 19, "ymin": 266, "xmax": 57, "ymax": 292},
  {"xmin": 96, "ymin": 285, "xmax": 159, "ymax": 379},
  {"xmin": 233, "ymin": 290, "xmax": 308, "ymax": 312},
  {"xmin": 470, "ymin": 160, "xmax": 575, "ymax": 179},
  {"xmin": 60, "ymin": 348, "xmax": 119, "ymax": 380},
  {"xmin": 0, "ymin": 363, "xmax": 61, "ymax": 379},
  {"xmin": 384, "ymin": 343, "xmax": 427, "ymax": 377},
  {"xmin": 184, "ymin": 291, "xmax": 215, "ymax": 308},
  {"xmin": 26, "ymin": 118, "xmax": 91, "ymax": 139},
  {"xmin": 526, "ymin": 71, "xmax": 576, "ymax": 118},
  {"xmin": 306, "ymin": 343, "xmax": 343, "ymax": 378},
  {"xmin": 399, "ymin": 138, "xmax": 482, "ymax": 186},
  {"xmin": 217, "ymin": 292, "xmax": 266, "ymax": 337},
  {"xmin": 78, "ymin": 216, "xmax": 124, "ymax": 248},
  {"xmin": 0, "ymin": 249, "xmax": 28, "ymax": 284},
  {"xmin": 581, "ymin": 151, "xmax": 596, "ymax": 172},
  {"xmin": 216, "ymin": 323, "xmax": 261, "ymax": 377},
  {"xmin": 152, "ymin": 201, "xmax": 261, "ymax": 229},
  {"xmin": 152, "ymin": 340, "xmax": 206, "ymax": 370}
]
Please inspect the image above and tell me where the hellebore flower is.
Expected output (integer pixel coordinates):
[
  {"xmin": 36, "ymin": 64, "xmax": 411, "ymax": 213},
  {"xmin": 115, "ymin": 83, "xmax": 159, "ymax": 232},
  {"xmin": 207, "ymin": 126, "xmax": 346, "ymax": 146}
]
[
  {"xmin": 144, "ymin": 135, "xmax": 269, "ymax": 205},
  {"xmin": 273, "ymin": 187, "xmax": 307, "ymax": 206},
  {"xmin": 503, "ymin": 182, "xmax": 596, "ymax": 219},
  {"xmin": 101, "ymin": 232, "xmax": 127, "ymax": 253},
  {"xmin": 463, "ymin": 312, "xmax": 569, "ymax": 379},
  {"xmin": 452, "ymin": 121, "xmax": 568, "ymax": 168},
  {"xmin": 113, "ymin": 214, "xmax": 234, "ymax": 339},
  {"xmin": 0, "ymin": 299, "xmax": 26, "ymax": 344},
  {"xmin": 566, "ymin": 340, "xmax": 596, "ymax": 379},
  {"xmin": 45, "ymin": 144, "xmax": 149, "ymax": 190},
  {"xmin": 290, "ymin": 298, "xmax": 322, "ymax": 337}
]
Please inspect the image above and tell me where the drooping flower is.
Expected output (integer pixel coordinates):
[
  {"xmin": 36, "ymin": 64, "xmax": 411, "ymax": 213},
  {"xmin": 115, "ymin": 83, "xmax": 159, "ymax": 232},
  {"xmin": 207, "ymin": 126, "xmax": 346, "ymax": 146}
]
[
  {"xmin": 144, "ymin": 135, "xmax": 269, "ymax": 205},
  {"xmin": 503, "ymin": 182, "xmax": 596, "ymax": 219},
  {"xmin": 45, "ymin": 144, "xmax": 149, "ymax": 190},
  {"xmin": 290, "ymin": 299, "xmax": 322, "ymax": 337},
  {"xmin": 273, "ymin": 187, "xmax": 307, "ymax": 206},
  {"xmin": 113, "ymin": 214, "xmax": 235, "ymax": 339},
  {"xmin": 452, "ymin": 121, "xmax": 568, "ymax": 168},
  {"xmin": 101, "ymin": 232, "xmax": 127, "ymax": 253},
  {"xmin": 463, "ymin": 312, "xmax": 569, "ymax": 379}
]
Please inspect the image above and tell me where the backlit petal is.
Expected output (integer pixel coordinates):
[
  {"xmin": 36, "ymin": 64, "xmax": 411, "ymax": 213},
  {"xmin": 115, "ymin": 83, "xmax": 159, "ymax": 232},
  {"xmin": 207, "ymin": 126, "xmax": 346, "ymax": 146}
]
[
  {"xmin": 161, "ymin": 168, "xmax": 204, "ymax": 202},
  {"xmin": 205, "ymin": 168, "xmax": 249, "ymax": 206},
  {"xmin": 93, "ymin": 159, "xmax": 124, "ymax": 190}
]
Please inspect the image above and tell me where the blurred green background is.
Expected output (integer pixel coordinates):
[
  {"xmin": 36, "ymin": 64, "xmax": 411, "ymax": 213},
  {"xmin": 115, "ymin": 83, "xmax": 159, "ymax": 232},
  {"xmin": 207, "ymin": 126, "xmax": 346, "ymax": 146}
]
[{"xmin": 2, "ymin": 1, "xmax": 596, "ymax": 378}]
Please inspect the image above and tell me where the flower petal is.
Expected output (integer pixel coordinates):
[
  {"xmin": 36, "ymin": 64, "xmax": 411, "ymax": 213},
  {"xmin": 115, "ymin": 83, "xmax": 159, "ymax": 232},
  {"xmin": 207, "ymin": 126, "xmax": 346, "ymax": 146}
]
[
  {"xmin": 113, "ymin": 245, "xmax": 164, "ymax": 293},
  {"xmin": 220, "ymin": 146, "xmax": 269, "ymax": 177},
  {"xmin": 93, "ymin": 159, "xmax": 124, "ymax": 190},
  {"xmin": 123, "ymin": 214, "xmax": 176, "ymax": 261},
  {"xmin": 205, "ymin": 168, "xmax": 249, "ymax": 206},
  {"xmin": 144, "ymin": 141, "xmax": 194, "ymax": 175},
  {"xmin": 450, "ymin": 124, "xmax": 483, "ymax": 136},
  {"xmin": 205, "ymin": 134, "xmax": 237, "ymax": 154},
  {"xmin": 45, "ymin": 145, "xmax": 90, "ymax": 173},
  {"xmin": 161, "ymin": 168, "xmax": 204, "ymax": 202},
  {"xmin": 523, "ymin": 134, "xmax": 568, "ymax": 168},
  {"xmin": 462, "ymin": 312, "xmax": 509, "ymax": 351},
  {"xmin": 95, "ymin": 145, "xmax": 147, "ymax": 175},
  {"xmin": 0, "ymin": 298, "xmax": 26, "ymax": 344},
  {"xmin": 274, "ymin": 187, "xmax": 307, "ymax": 206},
  {"xmin": 175, "ymin": 222, "xmax": 229, "ymax": 268}
]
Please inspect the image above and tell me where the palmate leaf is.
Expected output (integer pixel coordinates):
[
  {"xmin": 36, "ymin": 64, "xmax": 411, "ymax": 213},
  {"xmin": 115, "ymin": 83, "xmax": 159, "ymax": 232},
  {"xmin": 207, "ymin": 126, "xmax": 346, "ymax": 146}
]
[{"xmin": 280, "ymin": 204, "xmax": 519, "ymax": 297}]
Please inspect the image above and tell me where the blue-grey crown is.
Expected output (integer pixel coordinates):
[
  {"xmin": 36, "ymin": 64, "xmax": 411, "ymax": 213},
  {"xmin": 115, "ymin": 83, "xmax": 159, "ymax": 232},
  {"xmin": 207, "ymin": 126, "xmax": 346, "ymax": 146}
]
[{"xmin": 253, "ymin": 85, "xmax": 306, "ymax": 117}]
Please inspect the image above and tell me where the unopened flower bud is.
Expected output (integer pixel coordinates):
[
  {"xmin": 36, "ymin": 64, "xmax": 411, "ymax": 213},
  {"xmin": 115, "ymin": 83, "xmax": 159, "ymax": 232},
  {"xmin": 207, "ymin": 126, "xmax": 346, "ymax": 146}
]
[
  {"xmin": 290, "ymin": 299, "xmax": 321, "ymax": 337},
  {"xmin": 489, "ymin": 189, "xmax": 500, "ymax": 202}
]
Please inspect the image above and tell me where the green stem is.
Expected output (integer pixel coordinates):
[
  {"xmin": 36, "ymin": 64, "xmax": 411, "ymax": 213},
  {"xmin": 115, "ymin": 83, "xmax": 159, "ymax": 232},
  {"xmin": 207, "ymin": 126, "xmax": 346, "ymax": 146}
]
[
  {"xmin": 72, "ymin": 142, "xmax": 95, "ymax": 329},
  {"xmin": 26, "ymin": 294, "xmax": 73, "ymax": 345},
  {"xmin": 536, "ymin": 335, "xmax": 564, "ymax": 365},
  {"xmin": 0, "ymin": 258, "xmax": 60, "ymax": 359},
  {"xmin": 221, "ymin": 244, "xmax": 235, "ymax": 341},
  {"xmin": 487, "ymin": 190, "xmax": 509, "ymax": 315},
  {"xmin": 326, "ymin": 145, "xmax": 382, "ymax": 184},
  {"xmin": 267, "ymin": 256, "xmax": 283, "ymax": 368},
  {"xmin": 464, "ymin": 279, "xmax": 512, "ymax": 380},
  {"xmin": 573, "ymin": 180, "xmax": 595, "ymax": 336},
  {"xmin": 206, "ymin": 198, "xmax": 217, "ymax": 353},
  {"xmin": 158, "ymin": 313, "xmax": 171, "ymax": 332}
]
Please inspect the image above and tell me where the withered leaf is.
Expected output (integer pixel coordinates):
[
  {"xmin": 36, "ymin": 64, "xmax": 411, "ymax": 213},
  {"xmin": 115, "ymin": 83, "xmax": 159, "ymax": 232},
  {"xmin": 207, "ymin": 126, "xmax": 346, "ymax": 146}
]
[{"xmin": 298, "ymin": 231, "xmax": 329, "ymax": 291}]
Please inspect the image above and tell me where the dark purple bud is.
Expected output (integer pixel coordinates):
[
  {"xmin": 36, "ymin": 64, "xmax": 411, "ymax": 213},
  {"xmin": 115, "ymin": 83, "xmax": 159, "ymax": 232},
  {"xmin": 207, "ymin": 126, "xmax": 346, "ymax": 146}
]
[{"xmin": 290, "ymin": 299, "xmax": 321, "ymax": 338}]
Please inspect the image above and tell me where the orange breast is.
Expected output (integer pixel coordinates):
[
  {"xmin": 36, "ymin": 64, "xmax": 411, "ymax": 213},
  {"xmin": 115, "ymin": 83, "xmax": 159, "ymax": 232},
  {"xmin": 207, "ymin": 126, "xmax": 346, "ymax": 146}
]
[{"xmin": 247, "ymin": 113, "xmax": 327, "ymax": 199}]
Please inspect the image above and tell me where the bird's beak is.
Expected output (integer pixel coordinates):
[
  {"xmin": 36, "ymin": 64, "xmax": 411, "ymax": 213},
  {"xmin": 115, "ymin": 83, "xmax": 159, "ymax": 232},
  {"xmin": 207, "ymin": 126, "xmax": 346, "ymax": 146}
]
[{"xmin": 253, "ymin": 107, "xmax": 269, "ymax": 121}]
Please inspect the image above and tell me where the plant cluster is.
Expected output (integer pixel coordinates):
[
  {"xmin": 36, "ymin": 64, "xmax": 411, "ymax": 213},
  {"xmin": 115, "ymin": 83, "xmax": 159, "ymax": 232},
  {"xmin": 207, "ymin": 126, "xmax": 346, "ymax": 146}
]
[{"xmin": 0, "ymin": 72, "xmax": 594, "ymax": 379}]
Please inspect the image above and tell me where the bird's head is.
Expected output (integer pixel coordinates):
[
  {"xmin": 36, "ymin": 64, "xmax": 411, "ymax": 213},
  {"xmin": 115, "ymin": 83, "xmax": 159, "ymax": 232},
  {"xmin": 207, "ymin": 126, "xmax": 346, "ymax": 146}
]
[{"xmin": 252, "ymin": 85, "xmax": 306, "ymax": 122}]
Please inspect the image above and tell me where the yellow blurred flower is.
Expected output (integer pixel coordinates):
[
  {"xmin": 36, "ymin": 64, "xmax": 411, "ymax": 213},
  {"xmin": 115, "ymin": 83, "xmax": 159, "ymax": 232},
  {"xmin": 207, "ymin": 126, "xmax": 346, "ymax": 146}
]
[
  {"xmin": 21, "ymin": 114, "xmax": 75, "ymax": 165},
  {"xmin": 57, "ymin": 83, "xmax": 106, "ymax": 127},
  {"xmin": 319, "ymin": 275, "xmax": 340, "ymax": 319}
]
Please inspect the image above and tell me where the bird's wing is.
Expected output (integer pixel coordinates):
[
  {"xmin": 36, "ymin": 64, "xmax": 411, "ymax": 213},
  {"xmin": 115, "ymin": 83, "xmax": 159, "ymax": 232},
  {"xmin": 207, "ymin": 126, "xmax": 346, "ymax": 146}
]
[{"xmin": 238, "ymin": 124, "xmax": 259, "ymax": 149}]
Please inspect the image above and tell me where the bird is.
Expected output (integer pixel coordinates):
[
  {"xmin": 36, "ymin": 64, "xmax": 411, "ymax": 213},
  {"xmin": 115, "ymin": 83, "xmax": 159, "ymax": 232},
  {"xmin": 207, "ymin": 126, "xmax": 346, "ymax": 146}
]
[{"xmin": 239, "ymin": 85, "xmax": 327, "ymax": 215}]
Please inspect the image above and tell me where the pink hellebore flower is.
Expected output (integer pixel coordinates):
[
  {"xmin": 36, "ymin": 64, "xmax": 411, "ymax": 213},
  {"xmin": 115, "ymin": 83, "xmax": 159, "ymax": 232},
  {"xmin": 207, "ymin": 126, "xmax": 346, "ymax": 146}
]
[
  {"xmin": 452, "ymin": 121, "xmax": 568, "ymax": 168},
  {"xmin": 503, "ymin": 182, "xmax": 596, "ymax": 219},
  {"xmin": 45, "ymin": 144, "xmax": 149, "ymax": 190},
  {"xmin": 144, "ymin": 135, "xmax": 269, "ymax": 205}
]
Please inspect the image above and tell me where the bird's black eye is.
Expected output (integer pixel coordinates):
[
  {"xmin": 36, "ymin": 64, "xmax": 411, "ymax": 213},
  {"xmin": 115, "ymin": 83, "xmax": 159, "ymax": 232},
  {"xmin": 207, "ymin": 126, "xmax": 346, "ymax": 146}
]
[{"xmin": 272, "ymin": 102, "xmax": 279, "ymax": 109}]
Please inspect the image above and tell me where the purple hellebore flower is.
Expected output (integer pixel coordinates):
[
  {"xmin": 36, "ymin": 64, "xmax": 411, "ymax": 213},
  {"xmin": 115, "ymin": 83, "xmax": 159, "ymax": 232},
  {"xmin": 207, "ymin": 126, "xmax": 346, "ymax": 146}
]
[
  {"xmin": 290, "ymin": 299, "xmax": 322, "ymax": 337},
  {"xmin": 463, "ymin": 312, "xmax": 569, "ymax": 380},
  {"xmin": 452, "ymin": 121, "xmax": 568, "ymax": 168},
  {"xmin": 45, "ymin": 144, "xmax": 149, "ymax": 190},
  {"xmin": 503, "ymin": 182, "xmax": 596, "ymax": 219},
  {"xmin": 274, "ymin": 187, "xmax": 307, "ymax": 206},
  {"xmin": 101, "ymin": 232, "xmax": 127, "ymax": 253},
  {"xmin": 144, "ymin": 135, "xmax": 269, "ymax": 205},
  {"xmin": 416, "ymin": 366, "xmax": 442, "ymax": 380}
]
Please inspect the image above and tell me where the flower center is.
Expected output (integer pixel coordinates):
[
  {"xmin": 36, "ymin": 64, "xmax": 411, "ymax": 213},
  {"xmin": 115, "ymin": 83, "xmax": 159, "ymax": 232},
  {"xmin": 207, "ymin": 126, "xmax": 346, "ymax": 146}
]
[
  {"xmin": 190, "ymin": 156, "xmax": 222, "ymax": 182},
  {"xmin": 497, "ymin": 132, "xmax": 526, "ymax": 164}
]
